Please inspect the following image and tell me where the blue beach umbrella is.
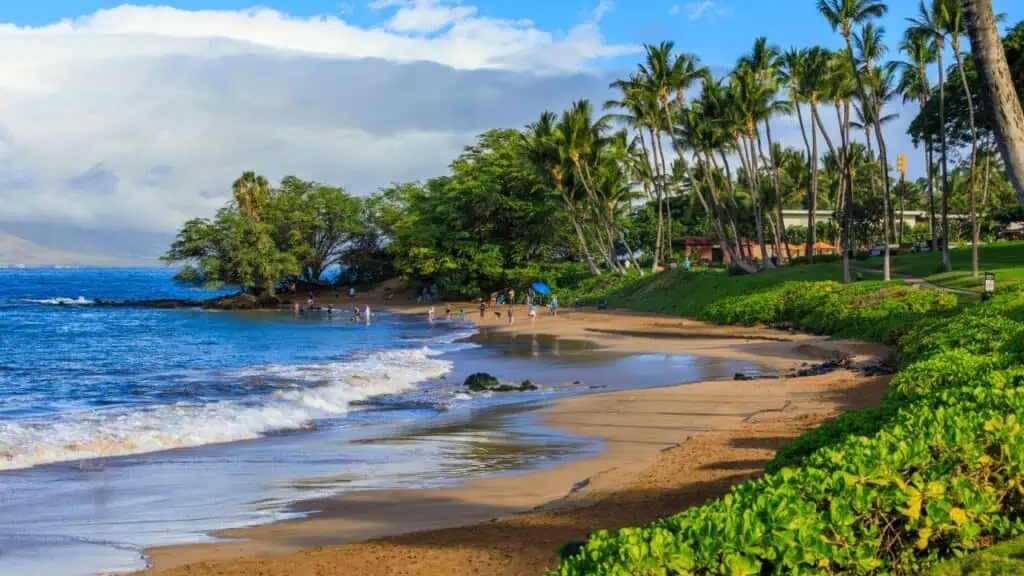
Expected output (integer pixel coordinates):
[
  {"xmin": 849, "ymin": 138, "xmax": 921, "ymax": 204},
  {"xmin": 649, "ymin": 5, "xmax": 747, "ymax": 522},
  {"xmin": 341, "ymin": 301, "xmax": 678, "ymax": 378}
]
[{"xmin": 531, "ymin": 281, "xmax": 551, "ymax": 296}]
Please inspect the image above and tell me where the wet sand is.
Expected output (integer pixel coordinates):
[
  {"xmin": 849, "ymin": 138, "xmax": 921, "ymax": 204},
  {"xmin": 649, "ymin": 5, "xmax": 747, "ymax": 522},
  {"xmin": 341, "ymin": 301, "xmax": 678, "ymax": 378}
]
[{"xmin": 141, "ymin": 307, "xmax": 890, "ymax": 575}]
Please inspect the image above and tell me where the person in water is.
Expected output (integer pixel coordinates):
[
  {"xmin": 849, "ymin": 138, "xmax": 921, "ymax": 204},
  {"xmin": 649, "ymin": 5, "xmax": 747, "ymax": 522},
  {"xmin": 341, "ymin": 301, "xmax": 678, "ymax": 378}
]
[
  {"xmin": 364, "ymin": 304, "xmax": 371, "ymax": 324},
  {"xmin": 427, "ymin": 304, "xmax": 435, "ymax": 322},
  {"xmin": 326, "ymin": 304, "xmax": 333, "ymax": 316},
  {"xmin": 353, "ymin": 304, "xmax": 361, "ymax": 321},
  {"xmin": 445, "ymin": 303, "xmax": 452, "ymax": 320}
]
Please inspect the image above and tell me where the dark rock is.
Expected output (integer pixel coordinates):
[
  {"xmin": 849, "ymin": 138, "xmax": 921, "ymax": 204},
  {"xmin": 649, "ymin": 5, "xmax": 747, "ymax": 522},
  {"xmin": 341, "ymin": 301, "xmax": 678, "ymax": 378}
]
[
  {"xmin": 464, "ymin": 372, "xmax": 501, "ymax": 391},
  {"xmin": 519, "ymin": 379, "xmax": 538, "ymax": 391},
  {"xmin": 734, "ymin": 372, "xmax": 753, "ymax": 381}
]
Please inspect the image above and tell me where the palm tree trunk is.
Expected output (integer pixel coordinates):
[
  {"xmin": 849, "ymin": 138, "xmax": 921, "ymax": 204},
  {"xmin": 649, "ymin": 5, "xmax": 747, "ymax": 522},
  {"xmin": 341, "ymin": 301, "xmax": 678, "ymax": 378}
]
[
  {"xmin": 759, "ymin": 123, "xmax": 790, "ymax": 262},
  {"xmin": 938, "ymin": 41, "xmax": 952, "ymax": 272},
  {"xmin": 717, "ymin": 152, "xmax": 748, "ymax": 257},
  {"xmin": 964, "ymin": 0, "xmax": 1024, "ymax": 203},
  {"xmin": 684, "ymin": 152, "xmax": 754, "ymax": 272},
  {"xmin": 843, "ymin": 100, "xmax": 855, "ymax": 283},
  {"xmin": 810, "ymin": 109, "xmax": 820, "ymax": 265},
  {"xmin": 644, "ymin": 128, "xmax": 664, "ymax": 269},
  {"xmin": 872, "ymin": 101, "xmax": 892, "ymax": 282},
  {"xmin": 574, "ymin": 160, "xmax": 624, "ymax": 274},
  {"xmin": 953, "ymin": 45, "xmax": 980, "ymax": 277},
  {"xmin": 918, "ymin": 69, "xmax": 940, "ymax": 254},
  {"xmin": 739, "ymin": 134, "xmax": 772, "ymax": 268},
  {"xmin": 794, "ymin": 98, "xmax": 815, "ymax": 263},
  {"xmin": 568, "ymin": 207, "xmax": 601, "ymax": 275},
  {"xmin": 655, "ymin": 130, "xmax": 675, "ymax": 262},
  {"xmin": 865, "ymin": 130, "xmax": 878, "ymax": 198},
  {"xmin": 926, "ymin": 138, "xmax": 938, "ymax": 252}
]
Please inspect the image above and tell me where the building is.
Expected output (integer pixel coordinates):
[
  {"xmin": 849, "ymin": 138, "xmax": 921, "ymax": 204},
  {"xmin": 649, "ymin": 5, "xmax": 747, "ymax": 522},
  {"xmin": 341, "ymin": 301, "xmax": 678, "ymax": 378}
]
[
  {"xmin": 675, "ymin": 236, "xmax": 836, "ymax": 266},
  {"xmin": 780, "ymin": 209, "xmax": 967, "ymax": 231}
]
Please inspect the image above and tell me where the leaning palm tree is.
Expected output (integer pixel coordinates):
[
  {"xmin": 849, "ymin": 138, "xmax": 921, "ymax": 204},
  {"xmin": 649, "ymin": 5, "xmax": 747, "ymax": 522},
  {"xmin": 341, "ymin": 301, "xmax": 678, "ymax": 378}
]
[
  {"xmin": 895, "ymin": 28, "xmax": 940, "ymax": 252},
  {"xmin": 819, "ymin": 0, "xmax": 890, "ymax": 280},
  {"xmin": 522, "ymin": 112, "xmax": 602, "ymax": 275},
  {"xmin": 909, "ymin": 0, "xmax": 952, "ymax": 272},
  {"xmin": 963, "ymin": 0, "xmax": 1024, "ymax": 203},
  {"xmin": 605, "ymin": 76, "xmax": 667, "ymax": 270}
]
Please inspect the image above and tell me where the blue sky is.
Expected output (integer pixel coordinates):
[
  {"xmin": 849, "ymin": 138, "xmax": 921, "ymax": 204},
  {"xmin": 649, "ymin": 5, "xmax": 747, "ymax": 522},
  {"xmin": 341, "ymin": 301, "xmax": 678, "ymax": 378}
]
[
  {"xmin": 0, "ymin": 0, "xmax": 1021, "ymax": 250},
  {"xmin": 7, "ymin": 0, "xmax": 1023, "ymax": 69}
]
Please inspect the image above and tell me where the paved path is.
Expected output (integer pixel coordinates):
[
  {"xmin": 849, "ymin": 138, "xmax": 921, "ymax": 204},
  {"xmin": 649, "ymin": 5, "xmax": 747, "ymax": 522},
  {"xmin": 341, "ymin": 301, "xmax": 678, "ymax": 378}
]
[{"xmin": 849, "ymin": 265, "xmax": 981, "ymax": 299}]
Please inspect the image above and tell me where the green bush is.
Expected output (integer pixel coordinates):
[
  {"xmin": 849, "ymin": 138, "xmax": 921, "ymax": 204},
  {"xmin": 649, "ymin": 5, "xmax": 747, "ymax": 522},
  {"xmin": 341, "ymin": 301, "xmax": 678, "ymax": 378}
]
[
  {"xmin": 888, "ymin": 351, "xmax": 1001, "ymax": 402},
  {"xmin": 552, "ymin": 267, "xmax": 1024, "ymax": 576}
]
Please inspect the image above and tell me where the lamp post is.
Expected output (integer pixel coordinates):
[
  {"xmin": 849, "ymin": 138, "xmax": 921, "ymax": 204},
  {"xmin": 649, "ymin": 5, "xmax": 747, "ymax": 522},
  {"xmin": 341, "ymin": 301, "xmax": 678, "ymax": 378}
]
[{"xmin": 983, "ymin": 272, "xmax": 996, "ymax": 301}]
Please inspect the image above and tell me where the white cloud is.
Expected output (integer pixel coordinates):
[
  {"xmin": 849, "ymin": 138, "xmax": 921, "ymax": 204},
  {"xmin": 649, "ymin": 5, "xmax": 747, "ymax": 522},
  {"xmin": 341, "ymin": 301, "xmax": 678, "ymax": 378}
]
[
  {"xmin": 0, "ymin": 3, "xmax": 634, "ymax": 241},
  {"xmin": 683, "ymin": 0, "xmax": 732, "ymax": 21}
]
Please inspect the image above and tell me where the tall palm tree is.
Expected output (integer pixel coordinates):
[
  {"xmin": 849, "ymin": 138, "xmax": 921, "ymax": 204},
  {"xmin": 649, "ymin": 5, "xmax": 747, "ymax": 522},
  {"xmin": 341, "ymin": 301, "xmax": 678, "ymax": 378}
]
[
  {"xmin": 895, "ymin": 28, "xmax": 940, "ymax": 252},
  {"xmin": 938, "ymin": 0, "xmax": 979, "ymax": 276},
  {"xmin": 779, "ymin": 47, "xmax": 819, "ymax": 261},
  {"xmin": 637, "ymin": 42, "xmax": 709, "ymax": 262},
  {"xmin": 232, "ymin": 171, "xmax": 270, "ymax": 219},
  {"xmin": 909, "ymin": 0, "xmax": 952, "ymax": 272},
  {"xmin": 854, "ymin": 20, "xmax": 895, "ymax": 281},
  {"xmin": 740, "ymin": 38, "xmax": 793, "ymax": 262},
  {"xmin": 963, "ymin": 0, "xmax": 1024, "ymax": 203},
  {"xmin": 820, "ymin": 0, "xmax": 890, "ymax": 280},
  {"xmin": 825, "ymin": 49, "xmax": 858, "ymax": 281},
  {"xmin": 801, "ymin": 47, "xmax": 838, "ymax": 273},
  {"xmin": 605, "ymin": 76, "xmax": 666, "ymax": 270}
]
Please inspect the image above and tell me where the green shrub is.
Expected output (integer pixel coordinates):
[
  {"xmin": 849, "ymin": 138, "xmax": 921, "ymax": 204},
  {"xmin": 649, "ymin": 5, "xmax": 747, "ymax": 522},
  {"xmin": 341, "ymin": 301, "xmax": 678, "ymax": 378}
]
[
  {"xmin": 888, "ymin": 351, "xmax": 1002, "ymax": 402},
  {"xmin": 900, "ymin": 312, "xmax": 1024, "ymax": 365},
  {"xmin": 556, "ymin": 390, "xmax": 1024, "ymax": 575},
  {"xmin": 552, "ymin": 265, "xmax": 1024, "ymax": 576}
]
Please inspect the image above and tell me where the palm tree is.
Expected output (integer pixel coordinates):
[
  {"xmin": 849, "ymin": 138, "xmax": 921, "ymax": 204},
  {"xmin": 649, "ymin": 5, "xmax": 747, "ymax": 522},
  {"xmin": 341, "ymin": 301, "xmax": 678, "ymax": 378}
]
[
  {"xmin": 605, "ymin": 76, "xmax": 666, "ymax": 270},
  {"xmin": 740, "ymin": 38, "xmax": 793, "ymax": 262},
  {"xmin": 895, "ymin": 28, "xmax": 939, "ymax": 252},
  {"xmin": 963, "ymin": 0, "xmax": 1024, "ymax": 203},
  {"xmin": 801, "ymin": 47, "xmax": 838, "ymax": 273},
  {"xmin": 779, "ymin": 47, "xmax": 818, "ymax": 261},
  {"xmin": 853, "ymin": 20, "xmax": 895, "ymax": 281},
  {"xmin": 522, "ymin": 112, "xmax": 602, "ymax": 275},
  {"xmin": 637, "ymin": 42, "xmax": 710, "ymax": 262},
  {"xmin": 909, "ymin": 0, "xmax": 952, "ymax": 272},
  {"xmin": 938, "ymin": 0, "xmax": 979, "ymax": 276},
  {"xmin": 820, "ymin": 0, "xmax": 890, "ymax": 280},
  {"xmin": 232, "ymin": 171, "xmax": 270, "ymax": 219},
  {"xmin": 729, "ymin": 66, "xmax": 776, "ymax": 268}
]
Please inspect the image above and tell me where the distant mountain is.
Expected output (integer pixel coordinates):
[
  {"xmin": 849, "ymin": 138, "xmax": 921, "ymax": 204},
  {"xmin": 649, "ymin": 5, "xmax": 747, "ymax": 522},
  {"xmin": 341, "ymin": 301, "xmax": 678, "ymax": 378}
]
[
  {"xmin": 0, "ymin": 222, "xmax": 172, "ymax": 260},
  {"xmin": 0, "ymin": 232, "xmax": 158, "ymax": 267}
]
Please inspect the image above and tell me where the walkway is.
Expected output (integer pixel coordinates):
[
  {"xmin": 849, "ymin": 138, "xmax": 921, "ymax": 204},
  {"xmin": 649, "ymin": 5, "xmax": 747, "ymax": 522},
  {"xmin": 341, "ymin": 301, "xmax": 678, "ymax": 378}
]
[{"xmin": 849, "ymin": 264, "xmax": 981, "ymax": 299}]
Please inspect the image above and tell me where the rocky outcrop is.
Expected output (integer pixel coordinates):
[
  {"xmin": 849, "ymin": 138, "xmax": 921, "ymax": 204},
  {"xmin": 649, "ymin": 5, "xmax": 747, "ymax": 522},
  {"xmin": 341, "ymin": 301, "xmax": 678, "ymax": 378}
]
[{"xmin": 463, "ymin": 372, "xmax": 538, "ymax": 392}]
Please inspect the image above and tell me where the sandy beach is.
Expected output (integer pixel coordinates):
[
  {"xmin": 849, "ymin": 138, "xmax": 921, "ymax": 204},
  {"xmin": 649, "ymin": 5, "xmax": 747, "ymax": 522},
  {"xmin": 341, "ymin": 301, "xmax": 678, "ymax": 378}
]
[{"xmin": 139, "ymin": 304, "xmax": 891, "ymax": 576}]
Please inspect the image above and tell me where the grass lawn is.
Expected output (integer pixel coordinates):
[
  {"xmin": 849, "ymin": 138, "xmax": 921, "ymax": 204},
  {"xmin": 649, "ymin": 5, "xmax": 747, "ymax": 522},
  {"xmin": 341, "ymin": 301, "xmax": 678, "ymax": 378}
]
[
  {"xmin": 929, "ymin": 535, "xmax": 1024, "ymax": 575},
  {"xmin": 861, "ymin": 241, "xmax": 1024, "ymax": 293},
  {"xmin": 604, "ymin": 262, "xmax": 846, "ymax": 317}
]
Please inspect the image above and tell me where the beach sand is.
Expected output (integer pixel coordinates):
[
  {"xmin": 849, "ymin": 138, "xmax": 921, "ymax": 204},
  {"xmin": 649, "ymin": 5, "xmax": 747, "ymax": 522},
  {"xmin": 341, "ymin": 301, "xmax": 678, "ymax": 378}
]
[{"xmin": 140, "ymin": 305, "xmax": 891, "ymax": 576}]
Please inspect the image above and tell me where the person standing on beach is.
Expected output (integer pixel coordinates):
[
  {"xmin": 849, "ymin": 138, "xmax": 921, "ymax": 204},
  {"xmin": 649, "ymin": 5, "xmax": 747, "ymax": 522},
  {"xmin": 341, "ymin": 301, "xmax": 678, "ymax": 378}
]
[
  {"xmin": 528, "ymin": 302, "xmax": 536, "ymax": 324},
  {"xmin": 479, "ymin": 299, "xmax": 486, "ymax": 319},
  {"xmin": 550, "ymin": 295, "xmax": 558, "ymax": 316},
  {"xmin": 445, "ymin": 303, "xmax": 452, "ymax": 320},
  {"xmin": 507, "ymin": 304, "xmax": 514, "ymax": 325}
]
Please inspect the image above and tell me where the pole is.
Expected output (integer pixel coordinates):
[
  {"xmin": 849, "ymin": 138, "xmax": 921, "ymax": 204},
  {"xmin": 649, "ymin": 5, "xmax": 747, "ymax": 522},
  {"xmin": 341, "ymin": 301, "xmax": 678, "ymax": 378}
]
[{"xmin": 899, "ymin": 171, "xmax": 905, "ymax": 245}]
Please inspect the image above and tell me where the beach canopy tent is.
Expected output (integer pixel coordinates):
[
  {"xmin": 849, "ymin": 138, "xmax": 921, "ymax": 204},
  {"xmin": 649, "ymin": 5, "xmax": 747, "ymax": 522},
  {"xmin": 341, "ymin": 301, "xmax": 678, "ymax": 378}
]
[{"xmin": 530, "ymin": 282, "xmax": 551, "ymax": 296}]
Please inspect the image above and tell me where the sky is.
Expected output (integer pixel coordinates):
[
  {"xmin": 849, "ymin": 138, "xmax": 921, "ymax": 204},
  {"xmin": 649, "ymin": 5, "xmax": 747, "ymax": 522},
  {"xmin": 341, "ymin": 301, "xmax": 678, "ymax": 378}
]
[{"xmin": 0, "ymin": 0, "xmax": 1021, "ymax": 255}]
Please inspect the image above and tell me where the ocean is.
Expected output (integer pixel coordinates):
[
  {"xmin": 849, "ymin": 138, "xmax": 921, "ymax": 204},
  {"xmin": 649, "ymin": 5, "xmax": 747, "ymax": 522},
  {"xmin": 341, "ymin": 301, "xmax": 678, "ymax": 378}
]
[{"xmin": 0, "ymin": 268, "xmax": 760, "ymax": 575}]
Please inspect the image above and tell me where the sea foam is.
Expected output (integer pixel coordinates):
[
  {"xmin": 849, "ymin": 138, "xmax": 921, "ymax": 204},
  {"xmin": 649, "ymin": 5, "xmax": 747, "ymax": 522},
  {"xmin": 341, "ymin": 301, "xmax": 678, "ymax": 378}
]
[{"xmin": 0, "ymin": 347, "xmax": 452, "ymax": 471}]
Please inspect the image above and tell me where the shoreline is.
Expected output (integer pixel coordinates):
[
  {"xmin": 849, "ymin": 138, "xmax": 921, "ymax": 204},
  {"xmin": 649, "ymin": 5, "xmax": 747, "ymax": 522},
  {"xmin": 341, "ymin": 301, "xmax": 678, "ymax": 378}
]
[{"xmin": 139, "ymin": 309, "xmax": 890, "ymax": 575}]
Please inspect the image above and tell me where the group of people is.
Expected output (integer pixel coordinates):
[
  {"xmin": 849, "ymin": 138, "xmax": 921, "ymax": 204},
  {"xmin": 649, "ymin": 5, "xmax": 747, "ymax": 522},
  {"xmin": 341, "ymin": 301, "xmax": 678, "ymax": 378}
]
[{"xmin": 473, "ymin": 287, "xmax": 558, "ymax": 326}]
